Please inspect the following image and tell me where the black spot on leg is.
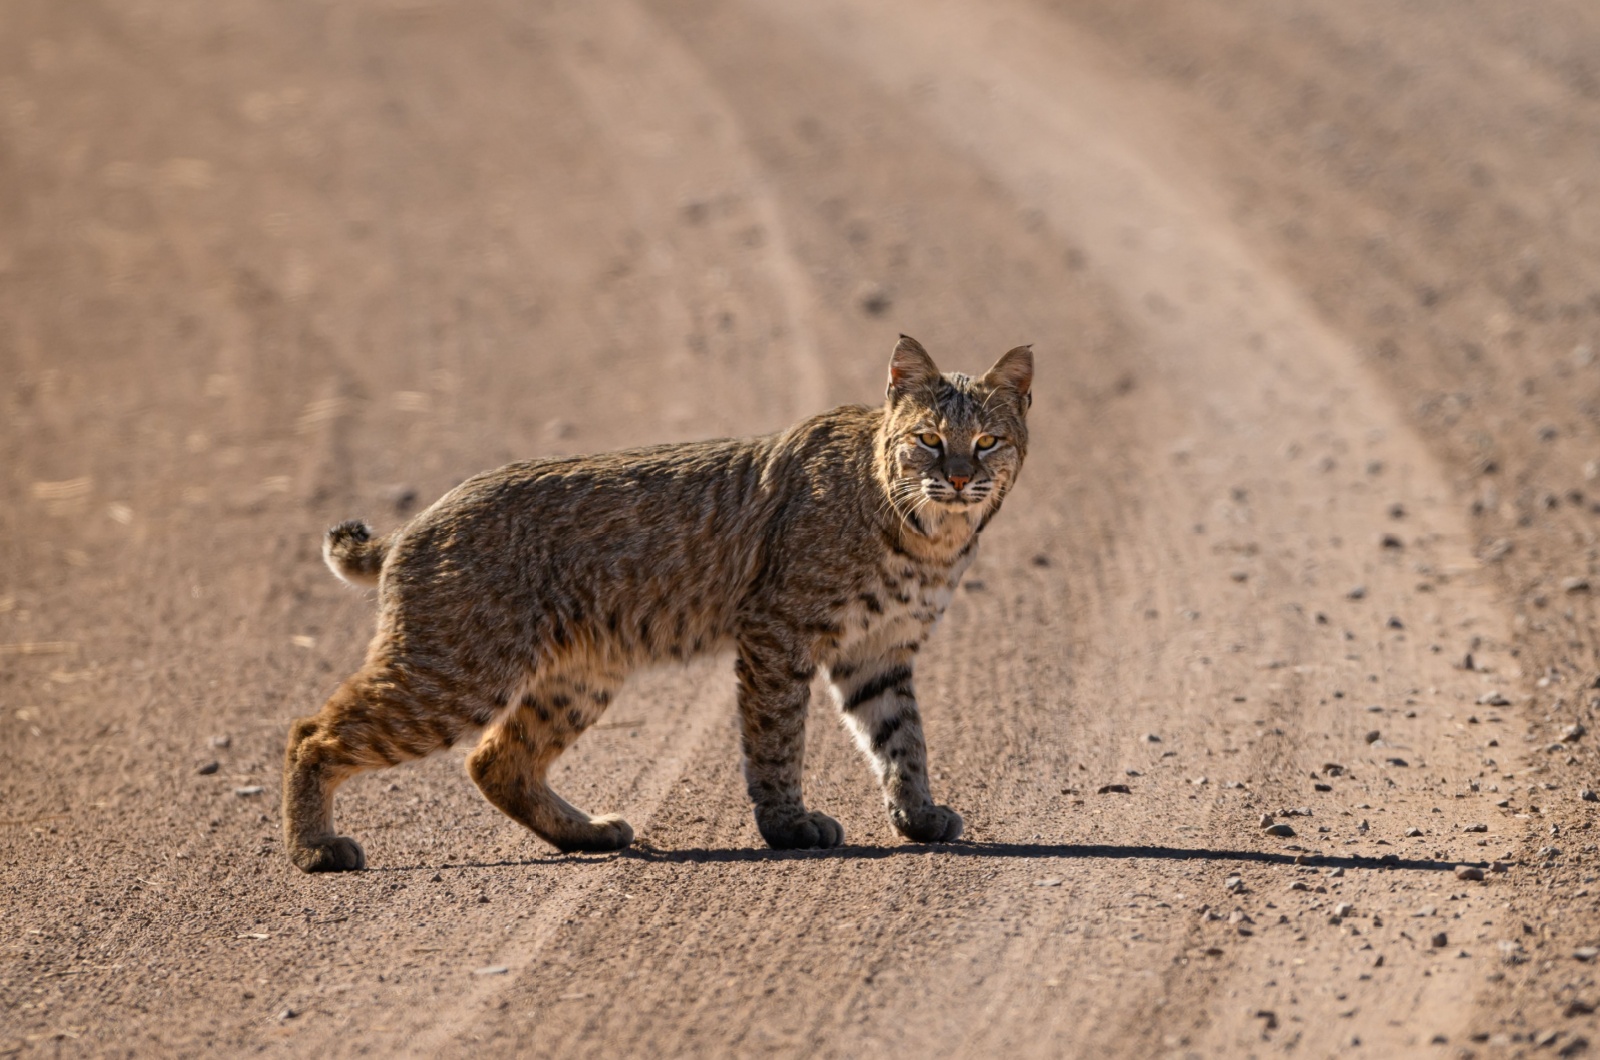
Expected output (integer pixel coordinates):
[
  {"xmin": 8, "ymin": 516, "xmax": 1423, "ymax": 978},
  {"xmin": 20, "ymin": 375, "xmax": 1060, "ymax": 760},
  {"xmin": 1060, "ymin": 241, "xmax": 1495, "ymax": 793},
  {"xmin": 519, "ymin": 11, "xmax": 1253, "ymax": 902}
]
[
  {"xmin": 845, "ymin": 666, "xmax": 914, "ymax": 711},
  {"xmin": 592, "ymin": 690, "xmax": 611, "ymax": 706},
  {"xmin": 872, "ymin": 714, "xmax": 905, "ymax": 751},
  {"xmin": 859, "ymin": 592, "xmax": 884, "ymax": 614},
  {"xmin": 536, "ymin": 705, "xmax": 552, "ymax": 724},
  {"xmin": 830, "ymin": 659, "xmax": 860, "ymax": 682},
  {"xmin": 552, "ymin": 694, "xmax": 571, "ymax": 709},
  {"xmin": 521, "ymin": 693, "xmax": 537, "ymax": 709},
  {"xmin": 566, "ymin": 709, "xmax": 584, "ymax": 728}
]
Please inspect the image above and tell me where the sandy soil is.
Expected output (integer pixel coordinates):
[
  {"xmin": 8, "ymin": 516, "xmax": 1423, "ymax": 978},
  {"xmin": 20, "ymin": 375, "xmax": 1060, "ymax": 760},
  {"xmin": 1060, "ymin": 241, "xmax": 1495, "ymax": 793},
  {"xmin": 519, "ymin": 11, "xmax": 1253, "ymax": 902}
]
[{"xmin": 4, "ymin": 0, "xmax": 1600, "ymax": 1056}]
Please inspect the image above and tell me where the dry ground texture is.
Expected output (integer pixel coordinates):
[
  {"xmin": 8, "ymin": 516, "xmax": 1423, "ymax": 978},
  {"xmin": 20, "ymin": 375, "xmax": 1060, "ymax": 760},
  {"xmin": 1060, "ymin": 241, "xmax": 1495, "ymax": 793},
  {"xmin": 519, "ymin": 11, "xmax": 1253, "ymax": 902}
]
[{"xmin": 6, "ymin": 0, "xmax": 1600, "ymax": 1056}]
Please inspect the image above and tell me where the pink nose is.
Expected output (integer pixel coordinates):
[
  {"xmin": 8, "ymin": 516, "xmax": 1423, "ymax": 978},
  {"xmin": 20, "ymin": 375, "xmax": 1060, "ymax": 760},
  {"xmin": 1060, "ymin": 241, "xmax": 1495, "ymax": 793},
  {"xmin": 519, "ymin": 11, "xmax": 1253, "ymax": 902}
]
[{"xmin": 949, "ymin": 475, "xmax": 971, "ymax": 490}]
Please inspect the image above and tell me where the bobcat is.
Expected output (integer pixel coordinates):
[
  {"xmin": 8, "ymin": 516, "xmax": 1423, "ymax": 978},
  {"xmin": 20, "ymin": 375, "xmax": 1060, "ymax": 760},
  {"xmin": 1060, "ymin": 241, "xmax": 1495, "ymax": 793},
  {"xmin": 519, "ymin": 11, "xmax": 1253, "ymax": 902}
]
[{"xmin": 282, "ymin": 335, "xmax": 1032, "ymax": 871}]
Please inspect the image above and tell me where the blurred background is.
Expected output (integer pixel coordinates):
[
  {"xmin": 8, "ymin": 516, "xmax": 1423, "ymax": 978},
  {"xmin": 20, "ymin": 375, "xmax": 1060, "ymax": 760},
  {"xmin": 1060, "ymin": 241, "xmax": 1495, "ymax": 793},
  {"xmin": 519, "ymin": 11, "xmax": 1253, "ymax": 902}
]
[{"xmin": 6, "ymin": 0, "xmax": 1600, "ymax": 1054}]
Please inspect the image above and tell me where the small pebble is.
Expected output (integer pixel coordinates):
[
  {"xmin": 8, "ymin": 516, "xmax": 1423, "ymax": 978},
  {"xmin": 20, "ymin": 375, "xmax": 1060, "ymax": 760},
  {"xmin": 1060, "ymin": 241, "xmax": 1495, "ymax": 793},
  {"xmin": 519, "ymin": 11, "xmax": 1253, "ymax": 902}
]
[
  {"xmin": 1347, "ymin": 585, "xmax": 1367, "ymax": 600},
  {"xmin": 1454, "ymin": 865, "xmax": 1486, "ymax": 881},
  {"xmin": 1562, "ymin": 576, "xmax": 1591, "ymax": 593},
  {"xmin": 1477, "ymin": 692, "xmax": 1511, "ymax": 707},
  {"xmin": 1405, "ymin": 827, "xmax": 1424, "ymax": 837},
  {"xmin": 474, "ymin": 965, "xmax": 510, "ymax": 976},
  {"xmin": 1430, "ymin": 932, "xmax": 1449, "ymax": 948},
  {"xmin": 1097, "ymin": 783, "xmax": 1132, "ymax": 795},
  {"xmin": 210, "ymin": 734, "xmax": 231, "ymax": 748},
  {"xmin": 1583, "ymin": 790, "xmax": 1599, "ymax": 803},
  {"xmin": 1264, "ymin": 823, "xmax": 1296, "ymax": 838},
  {"xmin": 278, "ymin": 1008, "xmax": 298, "ymax": 1021},
  {"xmin": 1226, "ymin": 876, "xmax": 1245, "ymax": 893},
  {"xmin": 196, "ymin": 761, "xmax": 220, "ymax": 776},
  {"xmin": 1365, "ymin": 730, "xmax": 1381, "ymax": 744},
  {"xmin": 1035, "ymin": 877, "xmax": 1063, "ymax": 888},
  {"xmin": 1464, "ymin": 823, "xmax": 1488, "ymax": 833},
  {"xmin": 234, "ymin": 786, "xmax": 264, "ymax": 797}
]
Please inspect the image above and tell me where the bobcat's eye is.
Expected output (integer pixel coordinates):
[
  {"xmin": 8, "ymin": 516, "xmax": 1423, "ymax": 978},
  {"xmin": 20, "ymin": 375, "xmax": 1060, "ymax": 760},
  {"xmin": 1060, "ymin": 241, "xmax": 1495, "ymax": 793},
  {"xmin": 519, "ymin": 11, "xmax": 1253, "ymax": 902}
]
[
  {"xmin": 974, "ymin": 434, "xmax": 998, "ymax": 452},
  {"xmin": 916, "ymin": 431, "xmax": 943, "ymax": 449}
]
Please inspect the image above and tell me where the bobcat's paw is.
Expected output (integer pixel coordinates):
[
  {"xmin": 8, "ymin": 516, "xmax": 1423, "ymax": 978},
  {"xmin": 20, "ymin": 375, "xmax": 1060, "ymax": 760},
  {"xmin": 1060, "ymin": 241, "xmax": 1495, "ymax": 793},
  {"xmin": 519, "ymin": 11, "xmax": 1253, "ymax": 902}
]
[
  {"xmin": 549, "ymin": 813, "xmax": 634, "ymax": 854},
  {"xmin": 757, "ymin": 809, "xmax": 845, "ymax": 850},
  {"xmin": 892, "ymin": 804, "xmax": 964, "ymax": 843},
  {"xmin": 290, "ymin": 835, "xmax": 367, "ymax": 873}
]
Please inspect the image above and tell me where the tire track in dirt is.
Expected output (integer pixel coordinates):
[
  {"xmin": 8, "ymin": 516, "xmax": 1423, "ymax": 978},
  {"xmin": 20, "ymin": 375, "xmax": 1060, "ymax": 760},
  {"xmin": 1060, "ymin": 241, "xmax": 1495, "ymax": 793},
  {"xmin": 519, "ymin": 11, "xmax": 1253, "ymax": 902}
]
[
  {"xmin": 395, "ymin": 3, "xmax": 833, "ymax": 1052},
  {"xmin": 529, "ymin": 0, "xmax": 826, "ymax": 425},
  {"xmin": 756, "ymin": 0, "xmax": 1527, "ymax": 1051}
]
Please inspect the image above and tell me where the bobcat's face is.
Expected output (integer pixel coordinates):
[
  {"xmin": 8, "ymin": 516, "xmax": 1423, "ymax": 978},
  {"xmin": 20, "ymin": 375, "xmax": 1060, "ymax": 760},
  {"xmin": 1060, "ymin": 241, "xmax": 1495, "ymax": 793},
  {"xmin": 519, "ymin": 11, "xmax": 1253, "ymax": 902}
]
[{"xmin": 881, "ymin": 337, "xmax": 1033, "ymax": 519}]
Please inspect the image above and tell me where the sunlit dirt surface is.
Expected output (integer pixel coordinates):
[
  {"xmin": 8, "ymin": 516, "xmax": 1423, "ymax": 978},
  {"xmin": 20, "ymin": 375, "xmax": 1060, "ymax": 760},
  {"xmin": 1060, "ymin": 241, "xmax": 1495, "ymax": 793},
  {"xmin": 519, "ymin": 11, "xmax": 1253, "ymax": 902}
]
[{"xmin": 4, "ymin": 1, "xmax": 1600, "ymax": 1055}]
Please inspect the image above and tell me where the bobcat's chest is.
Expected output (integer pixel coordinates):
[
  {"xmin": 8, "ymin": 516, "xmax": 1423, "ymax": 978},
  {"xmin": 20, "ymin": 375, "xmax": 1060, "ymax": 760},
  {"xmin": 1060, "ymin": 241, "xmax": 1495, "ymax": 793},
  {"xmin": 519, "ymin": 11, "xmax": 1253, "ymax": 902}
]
[{"xmin": 827, "ymin": 537, "xmax": 977, "ymax": 665}]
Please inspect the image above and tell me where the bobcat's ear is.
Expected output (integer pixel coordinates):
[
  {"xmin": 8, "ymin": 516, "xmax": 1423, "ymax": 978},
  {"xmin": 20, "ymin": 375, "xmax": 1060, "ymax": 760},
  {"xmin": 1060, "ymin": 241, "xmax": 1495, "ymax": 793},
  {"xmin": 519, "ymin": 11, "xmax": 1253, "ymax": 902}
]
[
  {"xmin": 983, "ymin": 345, "xmax": 1034, "ymax": 409},
  {"xmin": 887, "ymin": 334, "xmax": 941, "ymax": 401}
]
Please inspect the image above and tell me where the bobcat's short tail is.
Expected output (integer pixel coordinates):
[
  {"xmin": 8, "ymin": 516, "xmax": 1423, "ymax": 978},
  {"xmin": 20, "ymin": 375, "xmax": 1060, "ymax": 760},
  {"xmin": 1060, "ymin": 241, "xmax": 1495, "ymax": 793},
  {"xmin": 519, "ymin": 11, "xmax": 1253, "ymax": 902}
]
[{"xmin": 323, "ymin": 520, "xmax": 392, "ymax": 588}]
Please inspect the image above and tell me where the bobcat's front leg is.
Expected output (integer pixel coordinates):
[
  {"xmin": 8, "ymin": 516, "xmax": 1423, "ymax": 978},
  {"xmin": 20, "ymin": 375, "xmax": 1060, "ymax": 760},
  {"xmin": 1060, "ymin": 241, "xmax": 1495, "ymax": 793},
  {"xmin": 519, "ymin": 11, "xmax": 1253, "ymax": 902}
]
[
  {"xmin": 829, "ymin": 649, "xmax": 963, "ymax": 843},
  {"xmin": 735, "ymin": 628, "xmax": 843, "ymax": 850}
]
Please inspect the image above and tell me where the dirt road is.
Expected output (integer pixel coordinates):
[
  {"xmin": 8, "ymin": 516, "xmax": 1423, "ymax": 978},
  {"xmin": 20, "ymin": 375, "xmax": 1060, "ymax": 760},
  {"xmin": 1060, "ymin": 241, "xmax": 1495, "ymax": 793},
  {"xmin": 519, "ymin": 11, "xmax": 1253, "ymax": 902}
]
[{"xmin": 5, "ymin": 1, "xmax": 1600, "ymax": 1055}]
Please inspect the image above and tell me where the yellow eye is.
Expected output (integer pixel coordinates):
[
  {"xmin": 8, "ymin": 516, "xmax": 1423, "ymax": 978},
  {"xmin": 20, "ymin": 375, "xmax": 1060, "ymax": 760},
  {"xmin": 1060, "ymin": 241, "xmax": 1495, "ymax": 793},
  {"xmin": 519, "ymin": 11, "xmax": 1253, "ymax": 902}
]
[
  {"xmin": 975, "ymin": 434, "xmax": 998, "ymax": 451},
  {"xmin": 917, "ymin": 432, "xmax": 943, "ymax": 448}
]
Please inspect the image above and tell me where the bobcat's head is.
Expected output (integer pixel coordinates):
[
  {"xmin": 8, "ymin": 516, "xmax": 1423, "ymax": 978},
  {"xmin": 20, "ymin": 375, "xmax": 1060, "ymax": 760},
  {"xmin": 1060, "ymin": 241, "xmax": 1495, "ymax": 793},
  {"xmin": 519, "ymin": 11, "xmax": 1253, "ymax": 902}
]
[{"xmin": 879, "ymin": 334, "xmax": 1032, "ymax": 527}]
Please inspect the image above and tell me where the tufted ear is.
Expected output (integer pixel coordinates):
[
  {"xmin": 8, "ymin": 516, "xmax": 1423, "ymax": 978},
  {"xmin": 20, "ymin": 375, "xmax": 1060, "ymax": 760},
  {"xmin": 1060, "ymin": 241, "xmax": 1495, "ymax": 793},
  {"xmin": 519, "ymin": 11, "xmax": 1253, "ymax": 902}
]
[
  {"xmin": 983, "ymin": 345, "xmax": 1033, "ymax": 407},
  {"xmin": 887, "ymin": 334, "xmax": 941, "ymax": 401}
]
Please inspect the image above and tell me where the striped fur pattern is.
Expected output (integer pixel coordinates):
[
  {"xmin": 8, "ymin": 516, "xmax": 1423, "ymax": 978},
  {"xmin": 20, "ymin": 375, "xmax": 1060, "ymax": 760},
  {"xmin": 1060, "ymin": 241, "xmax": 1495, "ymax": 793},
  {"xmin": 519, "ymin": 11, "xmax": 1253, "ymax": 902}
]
[{"xmin": 282, "ymin": 336, "xmax": 1032, "ymax": 871}]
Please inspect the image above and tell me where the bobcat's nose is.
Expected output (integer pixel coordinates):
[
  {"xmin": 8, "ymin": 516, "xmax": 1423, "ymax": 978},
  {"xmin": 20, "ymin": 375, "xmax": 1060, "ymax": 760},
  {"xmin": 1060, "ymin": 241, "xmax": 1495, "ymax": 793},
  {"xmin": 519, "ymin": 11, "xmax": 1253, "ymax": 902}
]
[{"xmin": 948, "ymin": 474, "xmax": 971, "ymax": 491}]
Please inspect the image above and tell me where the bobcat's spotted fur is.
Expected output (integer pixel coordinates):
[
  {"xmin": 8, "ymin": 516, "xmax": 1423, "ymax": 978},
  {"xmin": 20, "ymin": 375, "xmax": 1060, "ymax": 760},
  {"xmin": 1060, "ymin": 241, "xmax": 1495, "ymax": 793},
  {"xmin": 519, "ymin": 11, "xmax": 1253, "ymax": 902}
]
[{"xmin": 282, "ymin": 336, "xmax": 1032, "ymax": 871}]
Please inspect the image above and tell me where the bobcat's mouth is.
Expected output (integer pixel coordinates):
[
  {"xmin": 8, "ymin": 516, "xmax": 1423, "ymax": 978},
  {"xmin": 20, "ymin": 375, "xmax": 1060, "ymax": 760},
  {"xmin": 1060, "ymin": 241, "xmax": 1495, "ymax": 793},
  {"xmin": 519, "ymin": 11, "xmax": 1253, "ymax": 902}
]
[{"xmin": 921, "ymin": 484, "xmax": 990, "ymax": 510}]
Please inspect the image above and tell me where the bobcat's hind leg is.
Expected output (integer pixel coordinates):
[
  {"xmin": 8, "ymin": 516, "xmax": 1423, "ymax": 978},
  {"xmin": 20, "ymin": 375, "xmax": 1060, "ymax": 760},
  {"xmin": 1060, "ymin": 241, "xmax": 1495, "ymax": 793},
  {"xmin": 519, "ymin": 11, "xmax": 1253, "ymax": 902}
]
[
  {"xmin": 283, "ymin": 666, "xmax": 472, "ymax": 872},
  {"xmin": 467, "ymin": 683, "xmax": 632, "ymax": 854}
]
